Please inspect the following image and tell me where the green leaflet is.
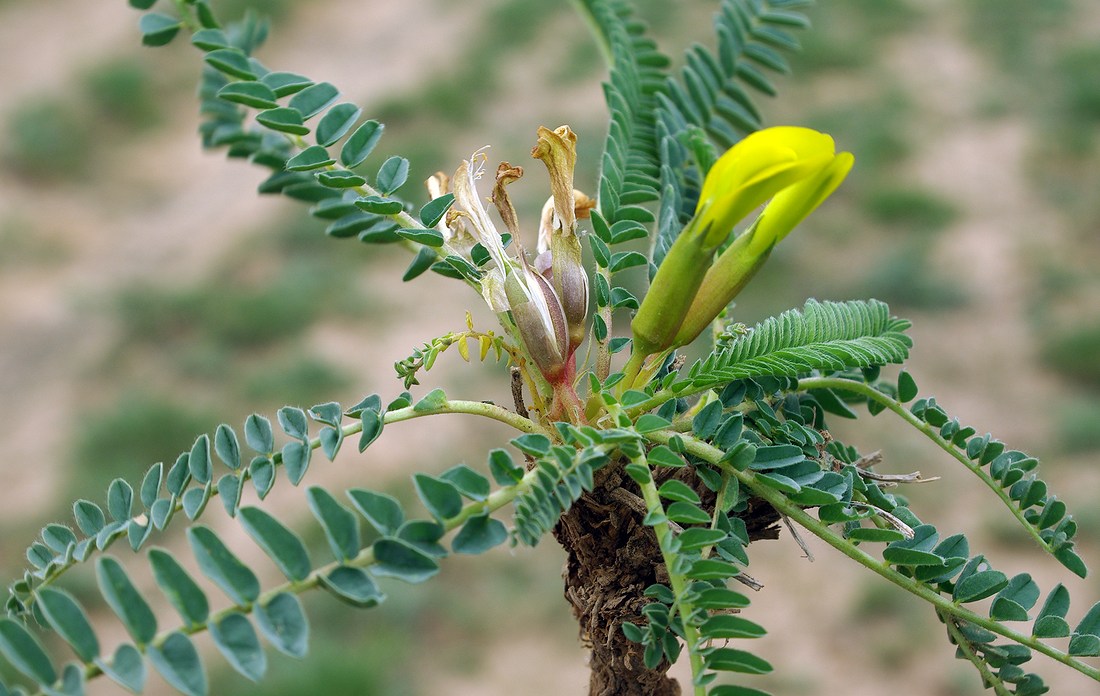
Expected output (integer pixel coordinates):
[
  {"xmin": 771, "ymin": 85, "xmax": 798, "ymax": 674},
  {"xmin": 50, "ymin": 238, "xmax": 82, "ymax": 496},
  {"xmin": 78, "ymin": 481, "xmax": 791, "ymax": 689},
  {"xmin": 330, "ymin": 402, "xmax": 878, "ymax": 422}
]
[
  {"xmin": 687, "ymin": 299, "xmax": 911, "ymax": 390},
  {"xmin": 148, "ymin": 632, "xmax": 207, "ymax": 696}
]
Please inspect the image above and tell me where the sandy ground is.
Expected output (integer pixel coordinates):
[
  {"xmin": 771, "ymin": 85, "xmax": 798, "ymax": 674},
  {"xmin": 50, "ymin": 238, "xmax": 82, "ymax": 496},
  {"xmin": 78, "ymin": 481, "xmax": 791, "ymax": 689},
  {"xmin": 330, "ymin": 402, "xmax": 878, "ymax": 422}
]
[{"xmin": 1, "ymin": 1, "xmax": 1098, "ymax": 695}]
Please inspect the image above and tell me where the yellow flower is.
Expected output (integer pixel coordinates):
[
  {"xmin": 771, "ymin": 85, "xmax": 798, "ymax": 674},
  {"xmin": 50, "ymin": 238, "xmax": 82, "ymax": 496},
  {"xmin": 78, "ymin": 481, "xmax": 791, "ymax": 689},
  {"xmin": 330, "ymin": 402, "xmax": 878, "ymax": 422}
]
[
  {"xmin": 695, "ymin": 126, "xmax": 838, "ymax": 247},
  {"xmin": 671, "ymin": 133, "xmax": 853, "ymax": 347},
  {"xmin": 630, "ymin": 126, "xmax": 852, "ymax": 358}
]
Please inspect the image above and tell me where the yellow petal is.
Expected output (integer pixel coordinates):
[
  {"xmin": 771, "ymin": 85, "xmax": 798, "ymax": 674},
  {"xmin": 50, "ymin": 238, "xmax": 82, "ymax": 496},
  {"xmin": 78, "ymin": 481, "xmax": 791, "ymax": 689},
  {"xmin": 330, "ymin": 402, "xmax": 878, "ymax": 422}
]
[
  {"xmin": 696, "ymin": 127, "xmax": 837, "ymax": 246},
  {"xmin": 751, "ymin": 151, "xmax": 854, "ymax": 254}
]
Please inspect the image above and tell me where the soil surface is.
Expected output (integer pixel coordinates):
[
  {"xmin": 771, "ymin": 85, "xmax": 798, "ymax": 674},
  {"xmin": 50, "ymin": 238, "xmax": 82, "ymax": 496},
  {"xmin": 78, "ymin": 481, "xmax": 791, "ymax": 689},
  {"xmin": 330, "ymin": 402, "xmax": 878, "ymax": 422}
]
[{"xmin": 1, "ymin": 1, "xmax": 1098, "ymax": 695}]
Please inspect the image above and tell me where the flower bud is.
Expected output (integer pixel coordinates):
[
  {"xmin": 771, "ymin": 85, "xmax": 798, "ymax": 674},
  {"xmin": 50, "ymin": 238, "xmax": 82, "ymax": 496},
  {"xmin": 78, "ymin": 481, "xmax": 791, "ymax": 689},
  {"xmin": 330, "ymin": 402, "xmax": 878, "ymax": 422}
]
[
  {"xmin": 668, "ymin": 222, "xmax": 766, "ymax": 348},
  {"xmin": 629, "ymin": 213, "xmax": 714, "ymax": 357},
  {"xmin": 505, "ymin": 260, "xmax": 570, "ymax": 385}
]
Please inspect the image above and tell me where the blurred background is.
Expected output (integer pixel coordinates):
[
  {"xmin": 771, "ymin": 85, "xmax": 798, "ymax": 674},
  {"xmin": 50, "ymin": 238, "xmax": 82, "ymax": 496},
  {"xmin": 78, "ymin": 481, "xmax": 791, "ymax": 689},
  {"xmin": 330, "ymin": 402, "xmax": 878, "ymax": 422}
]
[{"xmin": 1, "ymin": 0, "xmax": 1099, "ymax": 694}]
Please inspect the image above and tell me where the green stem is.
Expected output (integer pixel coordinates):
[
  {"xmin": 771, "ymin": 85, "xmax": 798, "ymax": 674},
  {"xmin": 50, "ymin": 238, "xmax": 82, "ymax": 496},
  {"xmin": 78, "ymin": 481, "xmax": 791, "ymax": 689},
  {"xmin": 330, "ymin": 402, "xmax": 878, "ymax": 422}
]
[
  {"xmin": 352, "ymin": 177, "xmax": 424, "ymax": 255},
  {"xmin": 395, "ymin": 398, "xmax": 549, "ymax": 435},
  {"xmin": 21, "ymin": 399, "xmax": 547, "ymax": 607},
  {"xmin": 632, "ymin": 453, "xmax": 707, "ymax": 696},
  {"xmin": 595, "ymin": 266, "xmax": 614, "ymax": 382},
  {"xmin": 620, "ymin": 350, "xmax": 647, "ymax": 394},
  {"xmin": 643, "ymin": 429, "xmax": 1100, "ymax": 684},
  {"xmin": 619, "ymin": 349, "xmax": 673, "ymax": 396},
  {"xmin": 170, "ymin": 0, "xmax": 201, "ymax": 32},
  {"xmin": 699, "ymin": 469, "xmax": 734, "ymax": 561},
  {"xmin": 57, "ymin": 439, "xmax": 557, "ymax": 696},
  {"xmin": 625, "ymin": 387, "xmax": 678, "ymax": 419},
  {"xmin": 794, "ymin": 376, "xmax": 1054, "ymax": 558},
  {"xmin": 551, "ymin": 377, "xmax": 587, "ymax": 424}
]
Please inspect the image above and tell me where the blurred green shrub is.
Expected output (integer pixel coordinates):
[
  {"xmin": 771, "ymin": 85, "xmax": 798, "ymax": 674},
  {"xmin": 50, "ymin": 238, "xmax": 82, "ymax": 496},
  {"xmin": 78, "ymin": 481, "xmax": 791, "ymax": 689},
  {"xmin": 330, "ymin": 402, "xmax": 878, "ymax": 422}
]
[
  {"xmin": 4, "ymin": 57, "xmax": 166, "ymax": 182},
  {"xmin": 864, "ymin": 187, "xmax": 959, "ymax": 235},
  {"xmin": 793, "ymin": 0, "xmax": 923, "ymax": 76},
  {"xmin": 70, "ymin": 391, "xmax": 213, "ymax": 497},
  {"xmin": 116, "ymin": 266, "xmax": 330, "ymax": 350},
  {"xmin": 212, "ymin": 630, "xmax": 414, "ymax": 696},
  {"xmin": 242, "ymin": 356, "xmax": 350, "ymax": 406},
  {"xmin": 1054, "ymin": 395, "xmax": 1100, "ymax": 454},
  {"xmin": 0, "ymin": 216, "xmax": 69, "ymax": 267},
  {"xmin": 1056, "ymin": 43, "xmax": 1100, "ymax": 125},
  {"xmin": 857, "ymin": 243, "xmax": 968, "ymax": 311},
  {"xmin": 966, "ymin": 0, "xmax": 1070, "ymax": 70},
  {"xmin": 83, "ymin": 59, "xmax": 162, "ymax": 132},
  {"xmin": 1041, "ymin": 323, "xmax": 1100, "ymax": 387},
  {"xmin": 3, "ymin": 97, "xmax": 91, "ymax": 181},
  {"xmin": 217, "ymin": 0, "xmax": 293, "ymax": 23},
  {"xmin": 807, "ymin": 94, "xmax": 911, "ymax": 178}
]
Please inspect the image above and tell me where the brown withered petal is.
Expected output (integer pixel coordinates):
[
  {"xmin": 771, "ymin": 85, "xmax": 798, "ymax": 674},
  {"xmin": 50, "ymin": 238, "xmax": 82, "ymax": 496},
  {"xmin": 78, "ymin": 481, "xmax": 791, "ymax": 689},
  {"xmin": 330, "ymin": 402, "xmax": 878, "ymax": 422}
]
[
  {"xmin": 531, "ymin": 125, "xmax": 578, "ymax": 236},
  {"xmin": 442, "ymin": 209, "xmax": 478, "ymax": 260},
  {"xmin": 489, "ymin": 162, "xmax": 524, "ymax": 238},
  {"xmin": 425, "ymin": 171, "xmax": 450, "ymax": 198},
  {"xmin": 574, "ymin": 189, "xmax": 596, "ymax": 220},
  {"xmin": 452, "ymin": 151, "xmax": 510, "ymax": 273}
]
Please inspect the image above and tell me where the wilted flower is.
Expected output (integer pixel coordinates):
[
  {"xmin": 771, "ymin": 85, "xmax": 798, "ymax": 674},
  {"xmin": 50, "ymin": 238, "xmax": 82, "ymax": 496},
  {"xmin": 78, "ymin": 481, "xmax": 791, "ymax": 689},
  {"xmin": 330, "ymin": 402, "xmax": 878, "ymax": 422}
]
[
  {"xmin": 532, "ymin": 125, "xmax": 589, "ymax": 354},
  {"xmin": 428, "ymin": 130, "xmax": 592, "ymax": 391}
]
